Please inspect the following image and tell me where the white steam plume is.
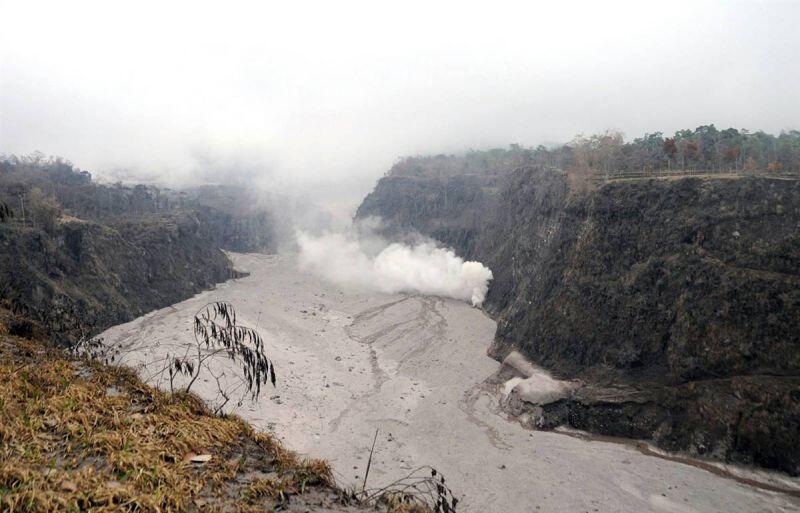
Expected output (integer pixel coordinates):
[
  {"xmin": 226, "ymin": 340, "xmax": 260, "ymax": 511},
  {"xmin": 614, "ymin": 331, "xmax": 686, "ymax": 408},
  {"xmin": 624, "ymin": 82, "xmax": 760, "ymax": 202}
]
[{"xmin": 296, "ymin": 231, "xmax": 493, "ymax": 306}]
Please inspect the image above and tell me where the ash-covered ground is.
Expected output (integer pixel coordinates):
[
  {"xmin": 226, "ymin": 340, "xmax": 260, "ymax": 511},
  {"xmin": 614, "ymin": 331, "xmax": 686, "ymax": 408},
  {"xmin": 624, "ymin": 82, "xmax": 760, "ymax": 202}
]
[{"xmin": 100, "ymin": 253, "xmax": 800, "ymax": 513}]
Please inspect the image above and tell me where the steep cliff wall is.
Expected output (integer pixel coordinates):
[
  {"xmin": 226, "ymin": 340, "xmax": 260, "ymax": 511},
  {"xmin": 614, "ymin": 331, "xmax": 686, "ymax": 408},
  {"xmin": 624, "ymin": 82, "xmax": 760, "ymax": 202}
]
[
  {"xmin": 0, "ymin": 160, "xmax": 254, "ymax": 343},
  {"xmin": 0, "ymin": 214, "xmax": 238, "ymax": 343},
  {"xmin": 357, "ymin": 163, "xmax": 800, "ymax": 474},
  {"xmin": 491, "ymin": 173, "xmax": 800, "ymax": 381}
]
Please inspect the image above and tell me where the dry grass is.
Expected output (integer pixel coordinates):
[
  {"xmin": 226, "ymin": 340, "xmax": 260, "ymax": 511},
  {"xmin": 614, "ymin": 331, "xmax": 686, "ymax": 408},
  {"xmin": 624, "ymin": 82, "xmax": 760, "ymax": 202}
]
[{"xmin": 0, "ymin": 331, "xmax": 345, "ymax": 513}]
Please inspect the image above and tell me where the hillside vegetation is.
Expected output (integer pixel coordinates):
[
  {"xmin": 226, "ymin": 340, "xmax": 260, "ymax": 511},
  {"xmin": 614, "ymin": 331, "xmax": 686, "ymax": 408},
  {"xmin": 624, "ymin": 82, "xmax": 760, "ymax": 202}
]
[
  {"xmin": 0, "ymin": 154, "xmax": 278, "ymax": 252},
  {"xmin": 386, "ymin": 125, "xmax": 800, "ymax": 180},
  {"xmin": 0, "ymin": 314, "xmax": 365, "ymax": 513}
]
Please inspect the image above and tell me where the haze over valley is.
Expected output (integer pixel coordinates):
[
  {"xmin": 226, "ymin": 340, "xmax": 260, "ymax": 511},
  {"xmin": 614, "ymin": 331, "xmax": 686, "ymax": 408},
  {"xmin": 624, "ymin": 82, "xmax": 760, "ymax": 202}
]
[{"xmin": 2, "ymin": 2, "xmax": 799, "ymax": 512}]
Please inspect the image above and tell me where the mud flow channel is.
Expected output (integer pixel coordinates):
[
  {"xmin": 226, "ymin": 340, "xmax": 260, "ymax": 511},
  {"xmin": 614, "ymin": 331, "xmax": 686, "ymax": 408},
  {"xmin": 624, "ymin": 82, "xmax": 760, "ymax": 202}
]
[{"xmin": 101, "ymin": 253, "xmax": 800, "ymax": 513}]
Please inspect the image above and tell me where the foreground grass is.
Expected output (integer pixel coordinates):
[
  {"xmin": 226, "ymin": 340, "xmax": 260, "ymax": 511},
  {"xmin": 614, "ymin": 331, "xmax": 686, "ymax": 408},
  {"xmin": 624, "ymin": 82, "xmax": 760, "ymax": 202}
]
[{"xmin": 0, "ymin": 331, "xmax": 358, "ymax": 513}]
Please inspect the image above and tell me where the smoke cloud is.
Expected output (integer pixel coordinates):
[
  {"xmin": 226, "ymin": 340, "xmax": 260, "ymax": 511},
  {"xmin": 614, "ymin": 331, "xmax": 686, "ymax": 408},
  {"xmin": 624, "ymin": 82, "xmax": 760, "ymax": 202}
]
[{"xmin": 296, "ymin": 230, "xmax": 493, "ymax": 306}]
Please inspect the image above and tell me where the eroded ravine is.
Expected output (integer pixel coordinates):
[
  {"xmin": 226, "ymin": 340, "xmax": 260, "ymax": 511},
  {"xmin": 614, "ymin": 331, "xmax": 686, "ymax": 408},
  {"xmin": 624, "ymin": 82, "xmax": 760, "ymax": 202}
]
[{"xmin": 100, "ymin": 253, "xmax": 800, "ymax": 513}]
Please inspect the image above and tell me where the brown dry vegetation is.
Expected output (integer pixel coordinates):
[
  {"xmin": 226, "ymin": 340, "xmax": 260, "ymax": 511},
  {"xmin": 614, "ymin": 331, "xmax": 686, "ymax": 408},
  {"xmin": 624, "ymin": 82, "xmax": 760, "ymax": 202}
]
[{"xmin": 0, "ymin": 326, "xmax": 365, "ymax": 513}]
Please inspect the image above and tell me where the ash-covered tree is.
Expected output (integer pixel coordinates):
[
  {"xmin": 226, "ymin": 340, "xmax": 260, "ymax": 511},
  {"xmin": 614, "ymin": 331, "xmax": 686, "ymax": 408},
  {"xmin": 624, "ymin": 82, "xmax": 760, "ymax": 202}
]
[{"xmin": 162, "ymin": 302, "xmax": 276, "ymax": 413}]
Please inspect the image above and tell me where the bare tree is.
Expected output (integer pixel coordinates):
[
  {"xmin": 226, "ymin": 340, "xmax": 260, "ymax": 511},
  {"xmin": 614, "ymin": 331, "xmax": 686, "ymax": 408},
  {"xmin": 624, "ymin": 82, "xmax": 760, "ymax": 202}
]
[{"xmin": 164, "ymin": 301, "xmax": 276, "ymax": 406}]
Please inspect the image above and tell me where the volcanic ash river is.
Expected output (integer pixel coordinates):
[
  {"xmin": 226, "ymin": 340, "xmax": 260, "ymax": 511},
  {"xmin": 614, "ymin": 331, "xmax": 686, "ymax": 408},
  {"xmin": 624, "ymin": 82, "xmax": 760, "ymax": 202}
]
[{"xmin": 100, "ymin": 253, "xmax": 800, "ymax": 513}]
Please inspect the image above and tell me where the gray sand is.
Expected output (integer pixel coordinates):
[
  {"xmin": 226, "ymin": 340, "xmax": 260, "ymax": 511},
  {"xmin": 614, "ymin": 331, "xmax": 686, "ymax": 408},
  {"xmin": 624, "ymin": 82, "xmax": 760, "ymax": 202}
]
[{"xmin": 100, "ymin": 253, "xmax": 800, "ymax": 513}]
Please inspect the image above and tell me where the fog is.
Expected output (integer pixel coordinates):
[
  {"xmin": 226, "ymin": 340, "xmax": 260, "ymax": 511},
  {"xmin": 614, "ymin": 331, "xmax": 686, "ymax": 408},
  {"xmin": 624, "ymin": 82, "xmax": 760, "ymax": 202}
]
[{"xmin": 2, "ymin": 0, "xmax": 799, "ymax": 216}]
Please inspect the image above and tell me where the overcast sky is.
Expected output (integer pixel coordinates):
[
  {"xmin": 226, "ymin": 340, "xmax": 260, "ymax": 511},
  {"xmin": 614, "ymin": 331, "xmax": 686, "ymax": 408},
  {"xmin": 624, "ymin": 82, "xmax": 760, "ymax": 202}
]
[{"xmin": 1, "ymin": 0, "xmax": 798, "ymax": 212}]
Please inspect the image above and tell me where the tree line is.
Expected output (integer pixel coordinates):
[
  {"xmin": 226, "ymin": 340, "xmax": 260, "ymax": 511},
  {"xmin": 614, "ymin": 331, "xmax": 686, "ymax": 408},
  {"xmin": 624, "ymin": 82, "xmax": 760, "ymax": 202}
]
[
  {"xmin": 528, "ymin": 125, "xmax": 800, "ymax": 174},
  {"xmin": 387, "ymin": 126, "xmax": 800, "ymax": 180},
  {"xmin": 0, "ymin": 153, "xmax": 278, "ymax": 252}
]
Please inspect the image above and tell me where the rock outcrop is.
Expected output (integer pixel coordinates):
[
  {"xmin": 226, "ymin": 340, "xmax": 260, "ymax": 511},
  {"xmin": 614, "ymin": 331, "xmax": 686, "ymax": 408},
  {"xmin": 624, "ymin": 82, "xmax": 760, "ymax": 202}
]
[
  {"xmin": 357, "ymin": 158, "xmax": 800, "ymax": 475},
  {"xmin": 1, "ymin": 213, "xmax": 239, "ymax": 343},
  {"xmin": 0, "ymin": 158, "xmax": 264, "ymax": 343}
]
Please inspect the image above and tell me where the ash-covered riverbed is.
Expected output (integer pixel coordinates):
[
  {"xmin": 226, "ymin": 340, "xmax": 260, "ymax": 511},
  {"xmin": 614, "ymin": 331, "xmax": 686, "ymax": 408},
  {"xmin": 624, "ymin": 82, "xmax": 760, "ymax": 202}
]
[{"xmin": 100, "ymin": 253, "xmax": 800, "ymax": 513}]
